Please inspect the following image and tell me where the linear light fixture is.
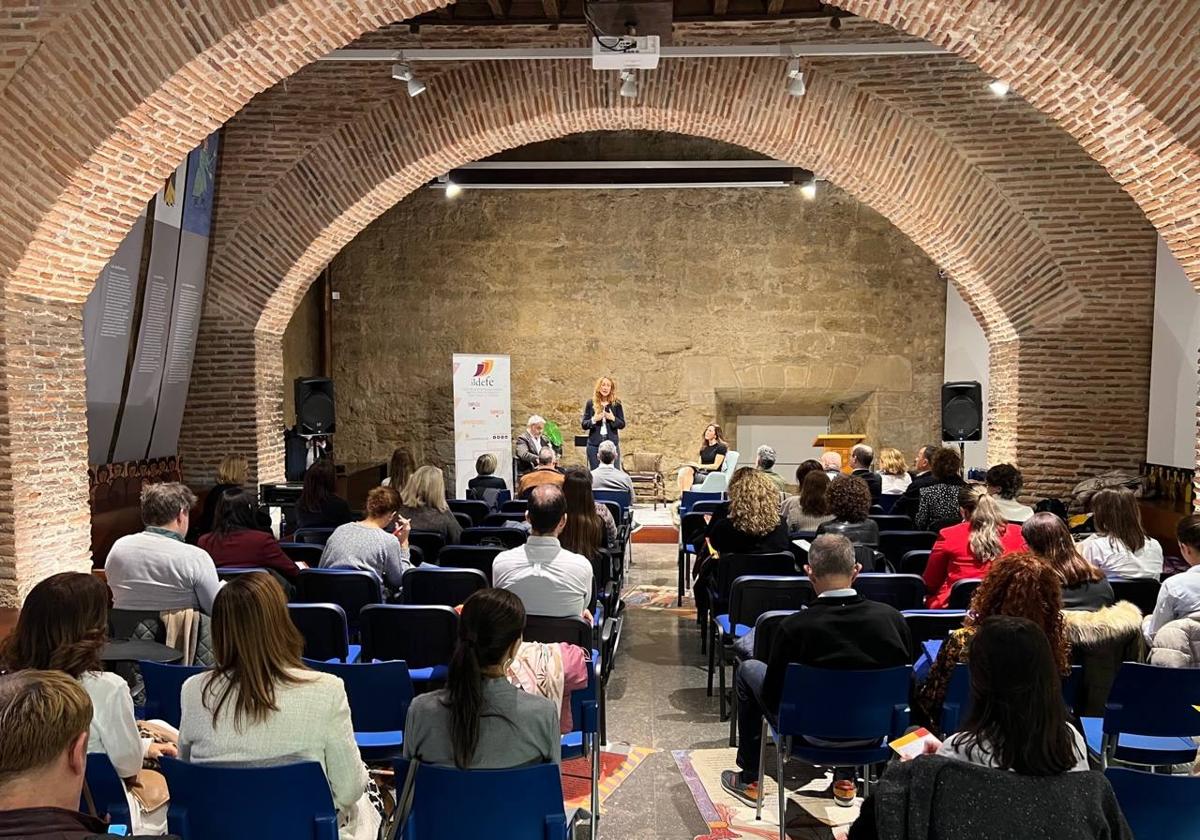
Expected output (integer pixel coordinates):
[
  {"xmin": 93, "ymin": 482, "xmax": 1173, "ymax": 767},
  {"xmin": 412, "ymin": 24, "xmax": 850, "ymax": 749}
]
[
  {"xmin": 319, "ymin": 42, "xmax": 946, "ymax": 63},
  {"xmin": 429, "ymin": 159, "xmax": 816, "ymax": 190}
]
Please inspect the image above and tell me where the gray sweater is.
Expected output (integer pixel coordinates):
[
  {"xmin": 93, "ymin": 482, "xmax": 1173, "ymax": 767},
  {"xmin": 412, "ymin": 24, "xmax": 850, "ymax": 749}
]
[
  {"xmin": 105, "ymin": 529, "xmax": 222, "ymax": 613},
  {"xmin": 318, "ymin": 522, "xmax": 411, "ymax": 590}
]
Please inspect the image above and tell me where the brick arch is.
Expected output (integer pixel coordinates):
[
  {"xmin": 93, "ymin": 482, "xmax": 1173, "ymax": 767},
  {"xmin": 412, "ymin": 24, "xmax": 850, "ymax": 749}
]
[{"xmin": 186, "ymin": 58, "xmax": 1145, "ymax": 500}]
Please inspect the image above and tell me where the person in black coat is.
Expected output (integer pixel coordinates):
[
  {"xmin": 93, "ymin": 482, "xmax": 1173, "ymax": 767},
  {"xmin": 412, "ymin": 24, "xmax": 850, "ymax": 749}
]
[
  {"xmin": 849, "ymin": 443, "xmax": 882, "ymax": 499},
  {"xmin": 581, "ymin": 376, "xmax": 626, "ymax": 470},
  {"xmin": 293, "ymin": 458, "xmax": 354, "ymax": 531},
  {"xmin": 894, "ymin": 443, "xmax": 940, "ymax": 520},
  {"xmin": 817, "ymin": 474, "xmax": 881, "ymax": 546},
  {"xmin": 721, "ymin": 533, "xmax": 911, "ymax": 806}
]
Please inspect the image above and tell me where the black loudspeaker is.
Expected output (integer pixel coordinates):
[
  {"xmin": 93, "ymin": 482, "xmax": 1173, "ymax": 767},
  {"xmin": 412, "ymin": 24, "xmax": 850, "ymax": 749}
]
[
  {"xmin": 295, "ymin": 377, "xmax": 336, "ymax": 435},
  {"xmin": 941, "ymin": 381, "xmax": 983, "ymax": 442},
  {"xmin": 283, "ymin": 428, "xmax": 309, "ymax": 482}
]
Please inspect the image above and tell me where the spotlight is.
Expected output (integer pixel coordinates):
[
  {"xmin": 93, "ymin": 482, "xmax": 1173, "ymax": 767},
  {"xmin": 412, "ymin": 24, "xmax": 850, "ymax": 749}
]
[
  {"xmin": 619, "ymin": 70, "xmax": 637, "ymax": 99},
  {"xmin": 392, "ymin": 63, "xmax": 426, "ymax": 98},
  {"xmin": 785, "ymin": 59, "xmax": 806, "ymax": 97},
  {"xmin": 444, "ymin": 180, "xmax": 462, "ymax": 199},
  {"xmin": 799, "ymin": 178, "xmax": 817, "ymax": 200},
  {"xmin": 988, "ymin": 79, "xmax": 1010, "ymax": 97}
]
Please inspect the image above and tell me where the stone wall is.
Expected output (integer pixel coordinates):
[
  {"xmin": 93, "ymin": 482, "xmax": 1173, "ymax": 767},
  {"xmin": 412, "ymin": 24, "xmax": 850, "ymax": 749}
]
[
  {"xmin": 281, "ymin": 280, "xmax": 324, "ymax": 426},
  {"xmin": 320, "ymin": 137, "xmax": 946, "ymax": 489}
]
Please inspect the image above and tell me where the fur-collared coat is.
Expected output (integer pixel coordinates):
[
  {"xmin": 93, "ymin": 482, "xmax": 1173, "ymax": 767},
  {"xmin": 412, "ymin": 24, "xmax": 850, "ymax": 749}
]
[{"xmin": 1062, "ymin": 600, "xmax": 1144, "ymax": 717}]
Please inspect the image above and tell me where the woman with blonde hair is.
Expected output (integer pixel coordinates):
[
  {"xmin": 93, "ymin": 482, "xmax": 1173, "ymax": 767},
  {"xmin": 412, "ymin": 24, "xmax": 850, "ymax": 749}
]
[
  {"xmin": 179, "ymin": 574, "xmax": 375, "ymax": 839},
  {"xmin": 923, "ymin": 485, "xmax": 1026, "ymax": 608},
  {"xmin": 1080, "ymin": 487, "xmax": 1163, "ymax": 580},
  {"xmin": 581, "ymin": 375, "xmax": 626, "ymax": 470},
  {"xmin": 191, "ymin": 453, "xmax": 250, "ymax": 541},
  {"xmin": 878, "ymin": 447, "xmax": 911, "ymax": 495},
  {"xmin": 399, "ymin": 464, "xmax": 463, "ymax": 544}
]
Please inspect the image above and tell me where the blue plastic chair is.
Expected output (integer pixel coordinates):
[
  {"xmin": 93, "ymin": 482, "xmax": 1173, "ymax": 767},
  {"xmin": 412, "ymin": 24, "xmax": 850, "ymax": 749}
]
[
  {"xmin": 593, "ymin": 488, "xmax": 632, "ymax": 513},
  {"xmin": 460, "ymin": 526, "xmax": 527, "ymax": 549},
  {"xmin": 878, "ymin": 530, "xmax": 938, "ymax": 571},
  {"xmin": 677, "ymin": 511, "xmax": 710, "ymax": 608},
  {"xmin": 161, "ymin": 757, "xmax": 337, "ymax": 839},
  {"xmin": 947, "ymin": 578, "xmax": 983, "ymax": 610},
  {"xmin": 360, "ymin": 604, "xmax": 457, "ymax": 683},
  {"xmin": 141, "ymin": 660, "xmax": 206, "ymax": 727},
  {"xmin": 448, "ymin": 499, "xmax": 489, "ymax": 526},
  {"xmin": 1106, "ymin": 767, "xmax": 1200, "ymax": 840},
  {"xmin": 854, "ymin": 573, "xmax": 927, "ymax": 611},
  {"xmin": 1107, "ymin": 578, "xmax": 1161, "ymax": 616},
  {"xmin": 1082, "ymin": 662, "xmax": 1200, "ymax": 768},
  {"xmin": 306, "ymin": 658, "xmax": 414, "ymax": 760},
  {"xmin": 82, "ymin": 752, "xmax": 131, "ymax": 831},
  {"xmin": 436, "ymin": 545, "xmax": 503, "ymax": 584},
  {"xmin": 483, "ymin": 512, "xmax": 527, "ymax": 526},
  {"xmin": 680, "ymin": 490, "xmax": 723, "ymax": 517},
  {"xmin": 279, "ymin": 541, "xmax": 324, "ymax": 566},
  {"xmin": 706, "ymin": 553, "xmax": 797, "ymax": 655},
  {"xmin": 215, "ymin": 566, "xmax": 271, "ymax": 582},
  {"xmin": 400, "ymin": 567, "xmax": 488, "ymax": 607},
  {"xmin": 901, "ymin": 610, "xmax": 967, "ymax": 663},
  {"xmin": 408, "ymin": 530, "xmax": 446, "ymax": 564},
  {"xmin": 392, "ymin": 760, "xmax": 577, "ymax": 840},
  {"xmin": 295, "ymin": 568, "xmax": 383, "ymax": 635},
  {"xmin": 499, "ymin": 499, "xmax": 528, "ymax": 514},
  {"xmin": 288, "ymin": 603, "xmax": 357, "ymax": 662},
  {"xmin": 292, "ymin": 527, "xmax": 336, "ymax": 545},
  {"xmin": 899, "ymin": 549, "xmax": 931, "ymax": 575},
  {"xmin": 757, "ymin": 664, "xmax": 912, "ymax": 835},
  {"xmin": 942, "ymin": 663, "xmax": 1084, "ymax": 735}
]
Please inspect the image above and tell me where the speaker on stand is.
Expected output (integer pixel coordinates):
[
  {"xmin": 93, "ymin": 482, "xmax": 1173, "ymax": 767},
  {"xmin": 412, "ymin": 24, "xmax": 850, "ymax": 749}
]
[{"xmin": 941, "ymin": 381, "xmax": 982, "ymax": 466}]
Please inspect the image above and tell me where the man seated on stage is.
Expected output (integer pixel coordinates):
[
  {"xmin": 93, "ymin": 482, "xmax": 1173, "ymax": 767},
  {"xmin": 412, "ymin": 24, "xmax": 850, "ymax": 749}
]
[
  {"xmin": 493, "ymin": 485, "xmax": 594, "ymax": 619},
  {"xmin": 755, "ymin": 445, "xmax": 788, "ymax": 497},
  {"xmin": 591, "ymin": 441, "xmax": 634, "ymax": 496},
  {"xmin": 849, "ymin": 443, "xmax": 882, "ymax": 499},
  {"xmin": 517, "ymin": 447, "xmax": 566, "ymax": 497},
  {"xmin": 720, "ymin": 534, "xmax": 911, "ymax": 806},
  {"xmin": 821, "ymin": 451, "xmax": 843, "ymax": 478},
  {"xmin": 515, "ymin": 415, "xmax": 552, "ymax": 475}
]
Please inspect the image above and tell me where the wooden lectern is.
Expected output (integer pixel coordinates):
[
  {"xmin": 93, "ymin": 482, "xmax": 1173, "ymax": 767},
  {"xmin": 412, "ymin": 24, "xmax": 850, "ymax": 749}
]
[{"xmin": 813, "ymin": 434, "xmax": 866, "ymax": 474}]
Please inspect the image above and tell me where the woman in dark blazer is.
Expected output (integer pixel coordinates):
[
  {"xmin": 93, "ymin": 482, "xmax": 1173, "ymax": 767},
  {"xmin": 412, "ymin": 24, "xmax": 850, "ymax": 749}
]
[{"xmin": 581, "ymin": 375, "xmax": 626, "ymax": 470}]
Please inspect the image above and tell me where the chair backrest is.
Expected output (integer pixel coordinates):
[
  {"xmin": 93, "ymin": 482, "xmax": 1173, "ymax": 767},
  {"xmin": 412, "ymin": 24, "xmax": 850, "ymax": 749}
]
[
  {"xmin": 305, "ymin": 659, "xmax": 414, "ymax": 733},
  {"xmin": 500, "ymin": 499, "xmax": 528, "ymax": 514},
  {"xmin": 713, "ymin": 553, "xmax": 797, "ymax": 604},
  {"xmin": 437, "ymin": 545, "xmax": 502, "ymax": 584},
  {"xmin": 141, "ymin": 660, "xmax": 207, "ymax": 727},
  {"xmin": 292, "ymin": 527, "xmax": 336, "ymax": 545},
  {"xmin": 279, "ymin": 542, "xmax": 324, "ymax": 566},
  {"xmin": 598, "ymin": 500, "xmax": 622, "ymax": 530},
  {"xmin": 1102, "ymin": 662, "xmax": 1200, "ymax": 738},
  {"xmin": 901, "ymin": 610, "xmax": 967, "ymax": 663},
  {"xmin": 869, "ymin": 514, "xmax": 913, "ymax": 531},
  {"xmin": 679, "ymin": 511, "xmax": 710, "ymax": 551},
  {"xmin": 523, "ymin": 614, "xmax": 592, "ymax": 649},
  {"xmin": 942, "ymin": 663, "xmax": 1084, "ymax": 735},
  {"xmin": 1108, "ymin": 578, "xmax": 1162, "ymax": 615},
  {"xmin": 854, "ymin": 573, "xmax": 927, "ymax": 611},
  {"xmin": 407, "ymin": 530, "xmax": 446, "ymax": 564},
  {"xmin": 873, "ymin": 494, "xmax": 900, "ymax": 513},
  {"xmin": 948, "ymin": 578, "xmax": 983, "ymax": 610},
  {"xmin": 83, "ymin": 752, "xmax": 131, "ymax": 831},
  {"xmin": 778, "ymin": 664, "xmax": 912, "ymax": 740},
  {"xmin": 593, "ymin": 489, "xmax": 633, "ymax": 513},
  {"xmin": 695, "ymin": 471, "xmax": 729, "ymax": 493},
  {"xmin": 900, "ymin": 549, "xmax": 931, "ymax": 575},
  {"xmin": 392, "ymin": 759, "xmax": 567, "ymax": 840},
  {"xmin": 451, "ymin": 511, "xmax": 473, "ymax": 531},
  {"xmin": 360, "ymin": 604, "xmax": 458, "ymax": 669},
  {"xmin": 215, "ymin": 566, "xmax": 270, "ymax": 582},
  {"xmin": 461, "ymin": 526, "xmax": 527, "ymax": 548},
  {"xmin": 752, "ymin": 610, "xmax": 799, "ymax": 660},
  {"xmin": 878, "ymin": 530, "xmax": 939, "ymax": 568},
  {"xmin": 287, "ymin": 603, "xmax": 350, "ymax": 662},
  {"xmin": 448, "ymin": 499, "xmax": 489, "ymax": 526},
  {"xmin": 722, "ymin": 450, "xmax": 740, "ymax": 473},
  {"xmin": 680, "ymin": 490, "xmax": 723, "ymax": 516},
  {"xmin": 161, "ymin": 757, "xmax": 337, "ymax": 839},
  {"xmin": 482, "ymin": 512, "xmax": 526, "ymax": 527},
  {"xmin": 690, "ymin": 500, "xmax": 724, "ymax": 515},
  {"xmin": 295, "ymin": 569, "xmax": 383, "ymax": 631},
  {"xmin": 1106, "ymin": 767, "xmax": 1200, "ymax": 840},
  {"xmin": 400, "ymin": 567, "xmax": 488, "ymax": 607},
  {"xmin": 728, "ymin": 576, "xmax": 814, "ymax": 628}
]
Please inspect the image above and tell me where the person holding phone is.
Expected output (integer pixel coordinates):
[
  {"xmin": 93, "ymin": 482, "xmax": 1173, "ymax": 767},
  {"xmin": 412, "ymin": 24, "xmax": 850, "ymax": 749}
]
[
  {"xmin": 581, "ymin": 376, "xmax": 626, "ymax": 470},
  {"xmin": 318, "ymin": 486, "xmax": 412, "ymax": 594}
]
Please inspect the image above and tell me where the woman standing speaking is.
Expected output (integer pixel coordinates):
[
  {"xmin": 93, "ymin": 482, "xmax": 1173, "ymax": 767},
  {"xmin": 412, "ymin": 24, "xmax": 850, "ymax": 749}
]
[{"xmin": 581, "ymin": 376, "xmax": 626, "ymax": 469}]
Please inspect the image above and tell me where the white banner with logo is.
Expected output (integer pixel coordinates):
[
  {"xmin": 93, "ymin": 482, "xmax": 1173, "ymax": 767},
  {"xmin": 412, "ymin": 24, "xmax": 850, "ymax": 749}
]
[{"xmin": 452, "ymin": 354, "xmax": 512, "ymax": 499}]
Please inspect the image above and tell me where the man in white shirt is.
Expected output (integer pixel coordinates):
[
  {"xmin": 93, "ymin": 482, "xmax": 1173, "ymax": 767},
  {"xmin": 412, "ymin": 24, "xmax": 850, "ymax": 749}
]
[
  {"xmin": 1145, "ymin": 517, "xmax": 1200, "ymax": 640},
  {"xmin": 591, "ymin": 441, "xmax": 634, "ymax": 495},
  {"xmin": 493, "ymin": 485, "xmax": 593, "ymax": 619}
]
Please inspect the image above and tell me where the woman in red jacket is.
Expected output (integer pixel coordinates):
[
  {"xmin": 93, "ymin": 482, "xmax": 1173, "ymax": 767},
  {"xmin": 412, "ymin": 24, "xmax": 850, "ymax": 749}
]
[
  {"xmin": 199, "ymin": 490, "xmax": 301, "ymax": 581},
  {"xmin": 924, "ymin": 485, "xmax": 1026, "ymax": 608}
]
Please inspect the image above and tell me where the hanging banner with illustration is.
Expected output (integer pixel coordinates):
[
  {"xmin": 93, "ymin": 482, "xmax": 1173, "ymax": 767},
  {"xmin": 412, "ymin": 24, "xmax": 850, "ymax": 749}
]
[{"xmin": 452, "ymin": 354, "xmax": 513, "ymax": 499}]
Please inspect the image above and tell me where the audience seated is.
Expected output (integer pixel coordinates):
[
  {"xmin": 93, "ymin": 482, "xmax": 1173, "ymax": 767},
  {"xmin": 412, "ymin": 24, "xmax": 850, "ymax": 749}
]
[
  {"xmin": 560, "ymin": 467, "xmax": 617, "ymax": 558},
  {"xmin": 821, "ymin": 451, "xmax": 843, "ymax": 479},
  {"xmin": 294, "ymin": 459, "xmax": 355, "ymax": 531},
  {"xmin": 1079, "ymin": 488, "xmax": 1163, "ymax": 580},
  {"xmin": 189, "ymin": 454, "xmax": 249, "ymax": 542},
  {"xmin": 318, "ymin": 486, "xmax": 412, "ymax": 593},
  {"xmin": 404, "ymin": 588, "xmax": 560, "ymax": 769},
  {"xmin": 754, "ymin": 445, "xmax": 788, "ymax": 496},
  {"xmin": 466, "ymin": 453, "xmax": 508, "ymax": 498},
  {"xmin": 493, "ymin": 486, "xmax": 593, "ymax": 619},
  {"xmin": 514, "ymin": 415, "xmax": 552, "ymax": 476},
  {"xmin": 591, "ymin": 440, "xmax": 634, "ymax": 495},
  {"xmin": 781, "ymin": 469, "xmax": 834, "ymax": 532},
  {"xmin": 106, "ymin": 482, "xmax": 222, "ymax": 615},
  {"xmin": 893, "ymin": 443, "xmax": 939, "ymax": 519},
  {"xmin": 792, "ymin": 458, "xmax": 823, "ymax": 487},
  {"xmin": 0, "ymin": 573, "xmax": 175, "ymax": 834},
  {"xmin": 917, "ymin": 551, "xmax": 1069, "ymax": 729},
  {"xmin": 1023, "ymin": 512, "xmax": 1114, "ymax": 611},
  {"xmin": 849, "ymin": 443, "xmax": 882, "ymax": 499},
  {"xmin": 720, "ymin": 534, "xmax": 911, "ymax": 806},
  {"xmin": 384, "ymin": 446, "xmax": 416, "ymax": 494},
  {"xmin": 849, "ymin": 617, "xmax": 1102, "ymax": 840},
  {"xmin": 912, "ymin": 447, "xmax": 966, "ymax": 533},
  {"xmin": 923, "ymin": 487, "xmax": 1026, "ymax": 609},
  {"xmin": 0, "ymin": 670, "xmax": 174, "ymax": 840},
  {"xmin": 985, "ymin": 463, "xmax": 1035, "ymax": 523},
  {"xmin": 677, "ymin": 424, "xmax": 728, "ymax": 492},
  {"xmin": 517, "ymin": 448, "xmax": 566, "ymax": 498},
  {"xmin": 199, "ymin": 489, "xmax": 301, "ymax": 582},
  {"xmin": 816, "ymin": 475, "xmax": 880, "ymax": 547},
  {"xmin": 1145, "ymin": 514, "xmax": 1200, "ymax": 640},
  {"xmin": 399, "ymin": 465, "xmax": 463, "ymax": 545},
  {"xmin": 878, "ymin": 447, "xmax": 911, "ymax": 496},
  {"xmin": 178, "ymin": 574, "xmax": 375, "ymax": 839}
]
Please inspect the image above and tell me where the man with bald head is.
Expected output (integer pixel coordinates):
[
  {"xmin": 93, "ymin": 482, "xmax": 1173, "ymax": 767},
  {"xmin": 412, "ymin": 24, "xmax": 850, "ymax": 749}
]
[{"xmin": 492, "ymin": 485, "xmax": 594, "ymax": 618}]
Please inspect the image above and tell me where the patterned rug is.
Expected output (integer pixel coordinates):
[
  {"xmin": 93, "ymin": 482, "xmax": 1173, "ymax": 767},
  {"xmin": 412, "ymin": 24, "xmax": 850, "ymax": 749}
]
[
  {"xmin": 621, "ymin": 583, "xmax": 696, "ymax": 616},
  {"xmin": 562, "ymin": 742, "xmax": 655, "ymax": 813},
  {"xmin": 673, "ymin": 747, "xmax": 858, "ymax": 840}
]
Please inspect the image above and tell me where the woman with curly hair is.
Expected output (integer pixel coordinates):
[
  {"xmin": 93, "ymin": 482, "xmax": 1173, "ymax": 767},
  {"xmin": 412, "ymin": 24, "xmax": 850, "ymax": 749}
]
[
  {"xmin": 817, "ymin": 474, "xmax": 880, "ymax": 547},
  {"xmin": 878, "ymin": 447, "xmax": 912, "ymax": 496},
  {"xmin": 923, "ymin": 486, "xmax": 1026, "ymax": 609},
  {"xmin": 917, "ymin": 551, "xmax": 1070, "ymax": 730}
]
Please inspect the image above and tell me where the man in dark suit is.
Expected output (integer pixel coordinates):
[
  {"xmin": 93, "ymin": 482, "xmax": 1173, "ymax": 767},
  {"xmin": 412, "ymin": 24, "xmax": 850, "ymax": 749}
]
[
  {"xmin": 514, "ymin": 415, "xmax": 551, "ymax": 475},
  {"xmin": 850, "ymin": 443, "xmax": 882, "ymax": 499},
  {"xmin": 894, "ymin": 443, "xmax": 941, "ymax": 519},
  {"xmin": 721, "ymin": 534, "xmax": 911, "ymax": 806}
]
